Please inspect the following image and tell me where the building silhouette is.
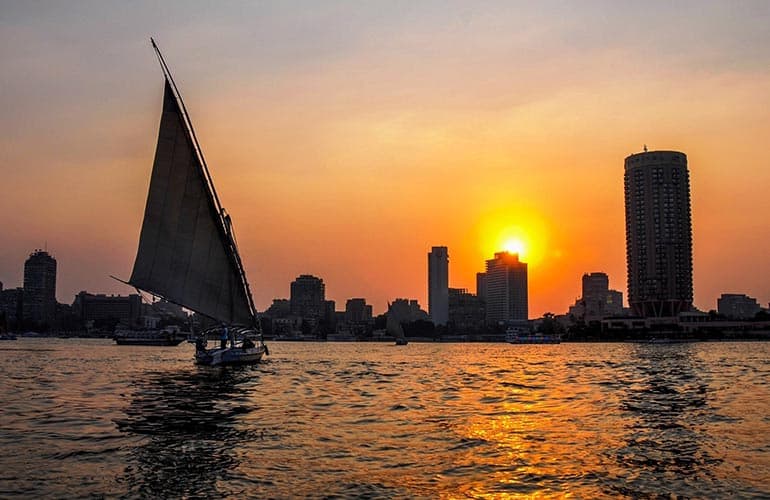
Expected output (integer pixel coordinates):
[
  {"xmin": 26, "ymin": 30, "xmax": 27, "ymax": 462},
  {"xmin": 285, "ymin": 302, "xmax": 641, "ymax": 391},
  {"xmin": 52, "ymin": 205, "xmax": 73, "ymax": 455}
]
[
  {"xmin": 484, "ymin": 251, "xmax": 528, "ymax": 323},
  {"xmin": 144, "ymin": 298, "xmax": 188, "ymax": 321},
  {"xmin": 583, "ymin": 272, "xmax": 609, "ymax": 301},
  {"xmin": 389, "ymin": 298, "xmax": 429, "ymax": 323},
  {"xmin": 0, "ymin": 287, "xmax": 24, "ymax": 332},
  {"xmin": 264, "ymin": 298, "xmax": 291, "ymax": 318},
  {"xmin": 476, "ymin": 272, "xmax": 487, "ymax": 303},
  {"xmin": 345, "ymin": 298, "xmax": 373, "ymax": 323},
  {"xmin": 624, "ymin": 150, "xmax": 693, "ymax": 317},
  {"xmin": 568, "ymin": 272, "xmax": 624, "ymax": 322},
  {"xmin": 23, "ymin": 250, "xmax": 57, "ymax": 328},
  {"xmin": 448, "ymin": 288, "xmax": 485, "ymax": 332},
  {"xmin": 428, "ymin": 246, "xmax": 449, "ymax": 325},
  {"xmin": 72, "ymin": 292, "xmax": 142, "ymax": 328},
  {"xmin": 290, "ymin": 274, "xmax": 326, "ymax": 319},
  {"xmin": 717, "ymin": 293, "xmax": 761, "ymax": 320}
]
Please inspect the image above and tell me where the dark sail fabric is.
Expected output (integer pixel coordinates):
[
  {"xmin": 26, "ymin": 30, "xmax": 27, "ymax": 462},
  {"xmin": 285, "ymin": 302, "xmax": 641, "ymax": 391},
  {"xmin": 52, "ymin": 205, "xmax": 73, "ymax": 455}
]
[{"xmin": 129, "ymin": 80, "xmax": 253, "ymax": 325}]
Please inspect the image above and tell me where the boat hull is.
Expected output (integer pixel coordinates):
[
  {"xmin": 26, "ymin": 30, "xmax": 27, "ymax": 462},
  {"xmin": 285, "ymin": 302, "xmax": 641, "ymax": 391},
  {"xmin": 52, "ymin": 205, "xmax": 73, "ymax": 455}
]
[{"xmin": 195, "ymin": 346, "xmax": 265, "ymax": 366}]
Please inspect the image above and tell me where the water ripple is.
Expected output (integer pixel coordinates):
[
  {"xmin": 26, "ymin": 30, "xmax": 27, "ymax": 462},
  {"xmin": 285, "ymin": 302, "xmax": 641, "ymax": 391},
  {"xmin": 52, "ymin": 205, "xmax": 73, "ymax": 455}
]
[{"xmin": 0, "ymin": 339, "xmax": 769, "ymax": 498}]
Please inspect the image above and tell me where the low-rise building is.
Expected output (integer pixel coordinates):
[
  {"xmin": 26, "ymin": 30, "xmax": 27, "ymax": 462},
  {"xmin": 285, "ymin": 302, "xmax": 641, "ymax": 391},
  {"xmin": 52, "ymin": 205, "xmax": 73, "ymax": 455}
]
[
  {"xmin": 448, "ymin": 288, "xmax": 485, "ymax": 332},
  {"xmin": 0, "ymin": 287, "xmax": 24, "ymax": 331},
  {"xmin": 717, "ymin": 294, "xmax": 761, "ymax": 320},
  {"xmin": 389, "ymin": 298, "xmax": 428, "ymax": 323},
  {"xmin": 72, "ymin": 292, "xmax": 142, "ymax": 328},
  {"xmin": 264, "ymin": 299, "xmax": 291, "ymax": 318},
  {"xmin": 145, "ymin": 298, "xmax": 188, "ymax": 320},
  {"xmin": 568, "ymin": 272, "xmax": 625, "ymax": 323},
  {"xmin": 345, "ymin": 298, "xmax": 373, "ymax": 324}
]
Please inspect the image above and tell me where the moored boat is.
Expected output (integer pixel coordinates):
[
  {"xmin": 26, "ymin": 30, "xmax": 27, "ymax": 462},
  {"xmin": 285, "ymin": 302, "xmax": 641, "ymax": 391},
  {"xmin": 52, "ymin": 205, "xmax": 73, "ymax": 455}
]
[
  {"xmin": 646, "ymin": 337, "xmax": 696, "ymax": 344},
  {"xmin": 506, "ymin": 333, "xmax": 561, "ymax": 344},
  {"xmin": 506, "ymin": 326, "xmax": 560, "ymax": 344}
]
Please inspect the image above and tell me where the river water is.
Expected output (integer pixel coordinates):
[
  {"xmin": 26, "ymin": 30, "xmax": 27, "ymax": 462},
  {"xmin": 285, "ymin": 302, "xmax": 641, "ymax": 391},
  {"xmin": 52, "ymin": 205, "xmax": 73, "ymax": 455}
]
[{"xmin": 0, "ymin": 339, "xmax": 768, "ymax": 498}]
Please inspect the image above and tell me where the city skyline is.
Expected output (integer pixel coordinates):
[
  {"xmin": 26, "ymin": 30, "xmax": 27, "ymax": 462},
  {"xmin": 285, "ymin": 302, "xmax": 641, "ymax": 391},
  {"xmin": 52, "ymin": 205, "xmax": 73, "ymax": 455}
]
[
  {"xmin": 1, "ymin": 245, "xmax": 768, "ymax": 328},
  {"xmin": 2, "ymin": 2, "xmax": 769, "ymax": 316}
]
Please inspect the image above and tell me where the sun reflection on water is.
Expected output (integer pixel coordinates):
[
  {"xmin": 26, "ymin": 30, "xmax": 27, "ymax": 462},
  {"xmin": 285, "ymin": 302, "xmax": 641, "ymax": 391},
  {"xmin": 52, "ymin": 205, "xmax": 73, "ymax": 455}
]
[{"xmin": 0, "ymin": 340, "xmax": 768, "ymax": 498}]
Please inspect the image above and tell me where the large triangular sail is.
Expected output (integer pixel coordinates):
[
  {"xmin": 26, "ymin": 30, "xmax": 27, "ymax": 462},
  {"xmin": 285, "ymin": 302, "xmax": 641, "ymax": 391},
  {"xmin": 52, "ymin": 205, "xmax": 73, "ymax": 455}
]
[{"xmin": 129, "ymin": 77, "xmax": 254, "ymax": 326}]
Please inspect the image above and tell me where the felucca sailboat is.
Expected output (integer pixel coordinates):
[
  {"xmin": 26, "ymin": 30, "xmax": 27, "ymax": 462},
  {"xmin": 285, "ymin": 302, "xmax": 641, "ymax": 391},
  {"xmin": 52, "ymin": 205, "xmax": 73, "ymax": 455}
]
[
  {"xmin": 123, "ymin": 39, "xmax": 268, "ymax": 366},
  {"xmin": 386, "ymin": 304, "xmax": 408, "ymax": 346}
]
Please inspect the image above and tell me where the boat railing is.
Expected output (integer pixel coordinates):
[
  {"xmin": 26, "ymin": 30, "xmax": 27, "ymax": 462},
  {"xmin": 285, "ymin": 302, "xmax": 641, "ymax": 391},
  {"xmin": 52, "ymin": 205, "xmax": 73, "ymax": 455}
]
[{"xmin": 200, "ymin": 325, "xmax": 259, "ymax": 339}]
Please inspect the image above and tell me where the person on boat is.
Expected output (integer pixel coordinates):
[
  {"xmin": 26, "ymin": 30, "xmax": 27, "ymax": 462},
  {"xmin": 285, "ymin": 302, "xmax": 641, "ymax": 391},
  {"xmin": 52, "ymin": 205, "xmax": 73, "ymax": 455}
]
[
  {"xmin": 195, "ymin": 336, "xmax": 207, "ymax": 352},
  {"xmin": 242, "ymin": 338, "xmax": 254, "ymax": 349},
  {"xmin": 220, "ymin": 327, "xmax": 228, "ymax": 349},
  {"xmin": 228, "ymin": 328, "xmax": 236, "ymax": 348}
]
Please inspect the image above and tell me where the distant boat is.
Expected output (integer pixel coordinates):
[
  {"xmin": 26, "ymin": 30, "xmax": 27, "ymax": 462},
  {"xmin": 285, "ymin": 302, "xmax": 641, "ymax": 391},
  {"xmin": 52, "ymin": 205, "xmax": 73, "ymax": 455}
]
[
  {"xmin": 505, "ymin": 326, "xmax": 560, "ymax": 344},
  {"xmin": 113, "ymin": 326, "xmax": 186, "ymax": 346},
  {"xmin": 646, "ymin": 338, "xmax": 695, "ymax": 344},
  {"xmin": 118, "ymin": 39, "xmax": 268, "ymax": 366},
  {"xmin": 386, "ymin": 305, "xmax": 408, "ymax": 346}
]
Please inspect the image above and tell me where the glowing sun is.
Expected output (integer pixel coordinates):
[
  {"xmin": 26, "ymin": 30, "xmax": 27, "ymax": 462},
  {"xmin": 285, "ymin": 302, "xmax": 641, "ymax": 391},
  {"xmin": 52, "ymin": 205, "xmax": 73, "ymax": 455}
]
[{"xmin": 503, "ymin": 238, "xmax": 526, "ymax": 258}]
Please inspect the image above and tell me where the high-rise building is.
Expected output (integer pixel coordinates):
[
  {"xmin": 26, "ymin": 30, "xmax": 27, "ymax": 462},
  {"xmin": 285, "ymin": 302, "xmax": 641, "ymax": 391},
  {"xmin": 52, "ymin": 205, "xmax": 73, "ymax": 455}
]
[
  {"xmin": 428, "ymin": 246, "xmax": 449, "ymax": 325},
  {"xmin": 23, "ymin": 250, "xmax": 57, "ymax": 327},
  {"xmin": 290, "ymin": 274, "xmax": 326, "ymax": 318},
  {"xmin": 624, "ymin": 150, "xmax": 693, "ymax": 317},
  {"xmin": 484, "ymin": 251, "xmax": 528, "ymax": 323}
]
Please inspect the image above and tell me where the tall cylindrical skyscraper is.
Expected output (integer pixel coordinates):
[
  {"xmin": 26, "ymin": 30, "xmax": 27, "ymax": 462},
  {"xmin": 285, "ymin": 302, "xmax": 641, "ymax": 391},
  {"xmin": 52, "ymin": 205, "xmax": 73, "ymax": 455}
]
[{"xmin": 624, "ymin": 150, "xmax": 693, "ymax": 317}]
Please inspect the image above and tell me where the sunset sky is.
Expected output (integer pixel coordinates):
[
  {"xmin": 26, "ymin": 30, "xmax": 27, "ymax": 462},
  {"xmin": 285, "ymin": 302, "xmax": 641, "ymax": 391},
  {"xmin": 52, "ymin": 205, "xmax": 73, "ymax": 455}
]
[{"xmin": 2, "ymin": 1, "xmax": 769, "ymax": 317}]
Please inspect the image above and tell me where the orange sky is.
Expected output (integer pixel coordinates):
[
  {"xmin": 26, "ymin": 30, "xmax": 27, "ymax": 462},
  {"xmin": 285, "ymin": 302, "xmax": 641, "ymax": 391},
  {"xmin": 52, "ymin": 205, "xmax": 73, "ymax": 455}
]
[{"xmin": 1, "ymin": 2, "xmax": 769, "ymax": 317}]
